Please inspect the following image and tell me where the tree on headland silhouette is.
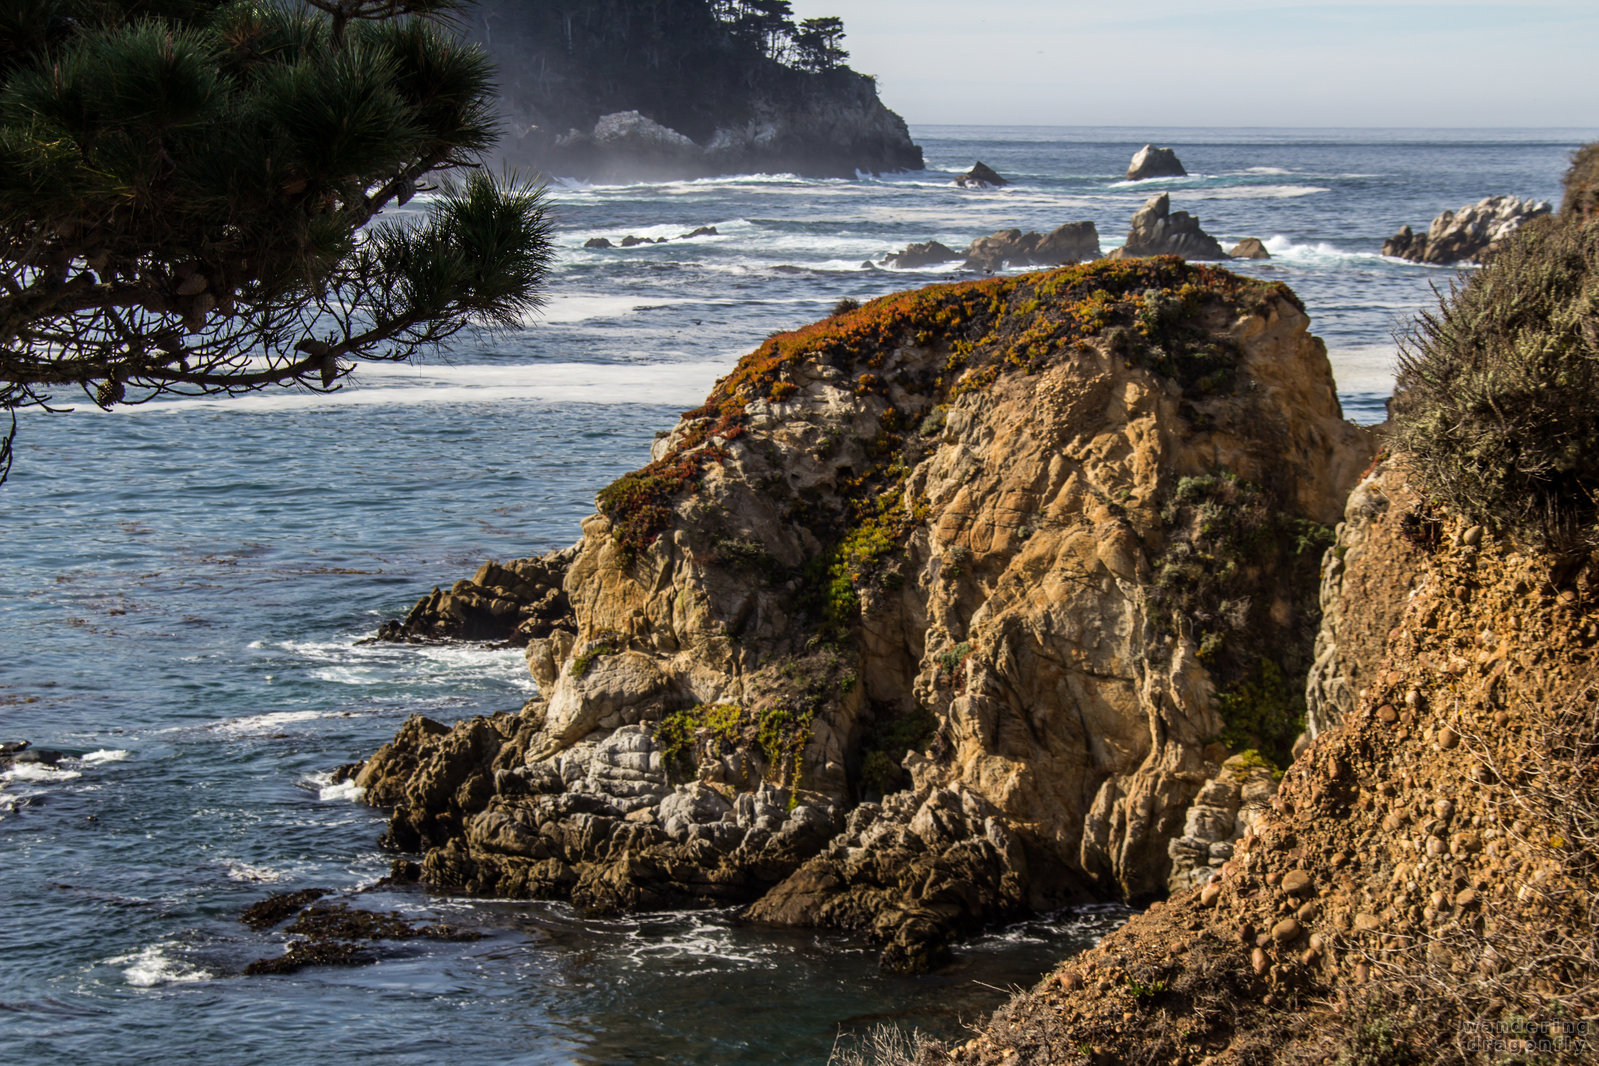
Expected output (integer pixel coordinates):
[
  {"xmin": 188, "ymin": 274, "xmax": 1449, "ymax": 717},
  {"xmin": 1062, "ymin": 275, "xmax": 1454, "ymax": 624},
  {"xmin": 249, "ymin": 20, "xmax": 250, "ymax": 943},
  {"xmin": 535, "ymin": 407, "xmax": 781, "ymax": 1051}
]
[{"xmin": 0, "ymin": 0, "xmax": 552, "ymax": 484}]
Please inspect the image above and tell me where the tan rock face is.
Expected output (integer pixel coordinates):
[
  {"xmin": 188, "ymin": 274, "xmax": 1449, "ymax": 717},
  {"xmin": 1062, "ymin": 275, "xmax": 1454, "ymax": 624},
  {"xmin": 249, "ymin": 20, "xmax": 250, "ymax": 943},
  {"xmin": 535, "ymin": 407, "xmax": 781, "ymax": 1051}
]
[
  {"xmin": 942, "ymin": 453, "xmax": 1599, "ymax": 1065},
  {"xmin": 360, "ymin": 259, "xmax": 1370, "ymax": 967},
  {"xmin": 1306, "ymin": 459, "xmax": 1430, "ymax": 735}
]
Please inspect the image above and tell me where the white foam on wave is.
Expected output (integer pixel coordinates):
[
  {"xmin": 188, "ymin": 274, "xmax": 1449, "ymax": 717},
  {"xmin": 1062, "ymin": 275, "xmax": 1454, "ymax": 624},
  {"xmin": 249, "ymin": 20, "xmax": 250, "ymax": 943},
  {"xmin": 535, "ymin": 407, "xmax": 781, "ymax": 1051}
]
[
  {"xmin": 301, "ymin": 769, "xmax": 367, "ymax": 802},
  {"xmin": 614, "ymin": 912, "xmax": 772, "ymax": 972},
  {"xmin": 1244, "ymin": 166, "xmax": 1293, "ymax": 175},
  {"xmin": 1260, "ymin": 236, "xmax": 1385, "ymax": 267},
  {"xmin": 3, "ymin": 762, "xmax": 83, "ymax": 783},
  {"xmin": 536, "ymin": 292, "xmax": 696, "ymax": 324},
  {"xmin": 1188, "ymin": 184, "xmax": 1328, "ymax": 201},
  {"xmin": 110, "ymin": 944, "xmax": 212, "ymax": 988},
  {"xmin": 208, "ymin": 709, "xmax": 331, "ymax": 737},
  {"xmin": 1107, "ymin": 174, "xmax": 1203, "ymax": 188},
  {"xmin": 274, "ymin": 637, "xmax": 538, "ymax": 693},
  {"xmin": 223, "ymin": 860, "xmax": 295, "ymax": 883},
  {"xmin": 113, "ymin": 360, "xmax": 735, "ymax": 417},
  {"xmin": 80, "ymin": 748, "xmax": 130, "ymax": 765}
]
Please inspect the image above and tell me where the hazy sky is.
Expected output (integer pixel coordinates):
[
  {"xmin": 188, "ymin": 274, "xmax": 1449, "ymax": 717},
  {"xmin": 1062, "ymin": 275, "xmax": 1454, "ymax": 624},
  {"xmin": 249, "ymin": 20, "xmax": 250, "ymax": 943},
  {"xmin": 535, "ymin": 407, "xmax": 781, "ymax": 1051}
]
[{"xmin": 786, "ymin": 0, "xmax": 1599, "ymax": 127}]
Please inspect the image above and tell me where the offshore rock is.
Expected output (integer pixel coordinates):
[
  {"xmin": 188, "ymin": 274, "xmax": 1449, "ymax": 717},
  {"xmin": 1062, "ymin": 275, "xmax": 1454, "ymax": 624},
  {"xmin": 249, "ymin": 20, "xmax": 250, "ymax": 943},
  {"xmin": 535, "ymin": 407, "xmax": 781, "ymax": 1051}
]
[
  {"xmin": 1110, "ymin": 193, "xmax": 1227, "ymax": 260},
  {"xmin": 360, "ymin": 259, "xmax": 1369, "ymax": 969},
  {"xmin": 373, "ymin": 547, "xmax": 576, "ymax": 646},
  {"xmin": 1382, "ymin": 194, "xmax": 1551, "ymax": 264},
  {"xmin": 961, "ymin": 223, "xmax": 1100, "ymax": 271},
  {"xmin": 1126, "ymin": 144, "xmax": 1187, "ymax": 181},
  {"xmin": 881, "ymin": 241, "xmax": 962, "ymax": 270},
  {"xmin": 955, "ymin": 161, "xmax": 1010, "ymax": 188},
  {"xmin": 1228, "ymin": 238, "xmax": 1271, "ymax": 260}
]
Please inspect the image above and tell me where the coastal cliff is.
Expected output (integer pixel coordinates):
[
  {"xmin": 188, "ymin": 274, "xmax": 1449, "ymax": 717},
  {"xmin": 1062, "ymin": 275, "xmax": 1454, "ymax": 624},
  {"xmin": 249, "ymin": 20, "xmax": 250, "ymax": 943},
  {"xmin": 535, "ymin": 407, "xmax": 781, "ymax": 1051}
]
[
  {"xmin": 357, "ymin": 257, "xmax": 1370, "ymax": 970},
  {"xmin": 469, "ymin": 0, "xmax": 922, "ymax": 180},
  {"xmin": 937, "ymin": 458, "xmax": 1599, "ymax": 1064}
]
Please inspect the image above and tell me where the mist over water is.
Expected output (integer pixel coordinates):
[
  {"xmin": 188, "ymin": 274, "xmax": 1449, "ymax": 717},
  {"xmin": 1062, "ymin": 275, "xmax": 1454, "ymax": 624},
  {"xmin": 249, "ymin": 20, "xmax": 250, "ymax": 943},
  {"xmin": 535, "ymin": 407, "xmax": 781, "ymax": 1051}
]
[{"xmin": 1, "ymin": 127, "xmax": 1589, "ymax": 1063}]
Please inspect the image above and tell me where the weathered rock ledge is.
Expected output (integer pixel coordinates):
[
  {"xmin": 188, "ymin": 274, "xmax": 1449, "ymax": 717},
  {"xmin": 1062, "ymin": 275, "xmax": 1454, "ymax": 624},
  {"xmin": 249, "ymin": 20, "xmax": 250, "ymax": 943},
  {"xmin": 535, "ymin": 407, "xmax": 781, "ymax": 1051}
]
[{"xmin": 357, "ymin": 258, "xmax": 1370, "ymax": 970}]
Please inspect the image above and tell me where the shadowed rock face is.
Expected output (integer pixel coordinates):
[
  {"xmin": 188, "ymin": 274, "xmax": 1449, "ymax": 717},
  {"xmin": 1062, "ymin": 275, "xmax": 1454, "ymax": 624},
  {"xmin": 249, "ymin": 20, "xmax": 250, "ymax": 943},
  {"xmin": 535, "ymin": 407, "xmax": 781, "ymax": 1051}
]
[
  {"xmin": 358, "ymin": 259, "xmax": 1370, "ymax": 970},
  {"xmin": 956, "ymin": 161, "xmax": 1010, "ymax": 188},
  {"xmin": 1382, "ymin": 195, "xmax": 1551, "ymax": 264},
  {"xmin": 471, "ymin": 3, "xmax": 922, "ymax": 181}
]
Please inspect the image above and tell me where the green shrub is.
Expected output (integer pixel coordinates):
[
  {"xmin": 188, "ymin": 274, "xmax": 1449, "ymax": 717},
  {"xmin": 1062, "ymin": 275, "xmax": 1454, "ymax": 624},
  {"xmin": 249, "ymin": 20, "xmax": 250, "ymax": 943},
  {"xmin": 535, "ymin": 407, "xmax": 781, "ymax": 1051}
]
[
  {"xmin": 1563, "ymin": 142, "xmax": 1599, "ymax": 219},
  {"xmin": 1392, "ymin": 216, "xmax": 1599, "ymax": 550}
]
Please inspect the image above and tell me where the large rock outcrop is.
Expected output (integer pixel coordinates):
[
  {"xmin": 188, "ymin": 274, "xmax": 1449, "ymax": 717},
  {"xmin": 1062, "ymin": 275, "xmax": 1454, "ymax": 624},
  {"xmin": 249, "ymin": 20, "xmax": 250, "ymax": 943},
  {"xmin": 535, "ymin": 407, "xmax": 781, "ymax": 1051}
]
[
  {"xmin": 1382, "ymin": 194, "xmax": 1551, "ymax": 264},
  {"xmin": 1126, "ymin": 144, "xmax": 1187, "ymax": 181},
  {"xmin": 1111, "ymin": 193, "xmax": 1228, "ymax": 260},
  {"xmin": 358, "ymin": 258, "xmax": 1370, "ymax": 969},
  {"xmin": 941, "ymin": 457, "xmax": 1599, "ymax": 1063}
]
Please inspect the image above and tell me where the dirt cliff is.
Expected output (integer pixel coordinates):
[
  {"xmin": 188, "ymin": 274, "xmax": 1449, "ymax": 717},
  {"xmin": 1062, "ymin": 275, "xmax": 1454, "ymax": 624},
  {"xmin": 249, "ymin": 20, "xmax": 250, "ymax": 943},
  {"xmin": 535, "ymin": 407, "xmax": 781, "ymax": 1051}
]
[{"xmin": 356, "ymin": 258, "xmax": 1371, "ymax": 970}]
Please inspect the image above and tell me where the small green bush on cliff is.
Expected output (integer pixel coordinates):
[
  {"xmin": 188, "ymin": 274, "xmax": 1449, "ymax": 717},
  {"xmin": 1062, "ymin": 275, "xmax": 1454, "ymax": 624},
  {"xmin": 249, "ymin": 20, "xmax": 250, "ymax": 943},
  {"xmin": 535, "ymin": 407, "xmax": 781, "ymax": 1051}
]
[{"xmin": 1392, "ymin": 215, "xmax": 1599, "ymax": 550}]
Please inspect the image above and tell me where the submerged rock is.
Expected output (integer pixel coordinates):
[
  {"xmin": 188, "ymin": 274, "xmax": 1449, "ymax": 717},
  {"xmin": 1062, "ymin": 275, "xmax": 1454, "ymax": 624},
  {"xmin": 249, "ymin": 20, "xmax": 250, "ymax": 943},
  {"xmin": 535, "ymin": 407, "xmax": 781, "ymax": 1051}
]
[
  {"xmin": 1126, "ymin": 144, "xmax": 1187, "ymax": 181},
  {"xmin": 1110, "ymin": 193, "xmax": 1227, "ymax": 260},
  {"xmin": 241, "ymin": 900, "xmax": 478, "ymax": 976},
  {"xmin": 359, "ymin": 259, "xmax": 1369, "ymax": 969},
  {"xmin": 955, "ymin": 161, "xmax": 1010, "ymax": 188},
  {"xmin": 1382, "ymin": 194, "xmax": 1551, "ymax": 264}
]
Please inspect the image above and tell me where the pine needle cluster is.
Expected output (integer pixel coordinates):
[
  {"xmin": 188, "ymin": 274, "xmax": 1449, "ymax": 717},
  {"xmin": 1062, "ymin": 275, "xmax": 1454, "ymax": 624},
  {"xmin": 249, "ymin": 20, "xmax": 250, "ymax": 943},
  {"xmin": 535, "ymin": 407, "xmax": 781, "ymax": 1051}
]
[{"xmin": 0, "ymin": 0, "xmax": 553, "ymax": 481}]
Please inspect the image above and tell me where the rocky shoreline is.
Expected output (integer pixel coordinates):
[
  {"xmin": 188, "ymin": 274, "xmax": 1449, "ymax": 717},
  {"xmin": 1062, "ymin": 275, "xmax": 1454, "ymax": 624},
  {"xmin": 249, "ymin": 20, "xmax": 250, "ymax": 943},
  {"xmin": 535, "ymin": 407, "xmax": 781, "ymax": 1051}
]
[{"xmin": 357, "ymin": 256, "xmax": 1370, "ymax": 971}]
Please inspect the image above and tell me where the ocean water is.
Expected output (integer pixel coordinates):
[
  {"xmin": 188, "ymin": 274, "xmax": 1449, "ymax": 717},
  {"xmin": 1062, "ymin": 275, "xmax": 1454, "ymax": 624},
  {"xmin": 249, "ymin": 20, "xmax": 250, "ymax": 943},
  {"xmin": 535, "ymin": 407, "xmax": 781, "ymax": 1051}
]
[{"xmin": 1, "ymin": 126, "xmax": 1592, "ymax": 1063}]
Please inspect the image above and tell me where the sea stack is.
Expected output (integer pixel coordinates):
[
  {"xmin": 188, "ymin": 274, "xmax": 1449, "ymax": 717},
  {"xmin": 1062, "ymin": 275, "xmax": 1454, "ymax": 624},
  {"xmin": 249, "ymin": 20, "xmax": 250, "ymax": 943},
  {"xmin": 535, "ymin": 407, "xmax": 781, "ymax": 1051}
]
[
  {"xmin": 955, "ymin": 161, "xmax": 1010, "ymax": 188},
  {"xmin": 356, "ymin": 259, "xmax": 1369, "ymax": 972},
  {"xmin": 1111, "ymin": 193, "xmax": 1227, "ymax": 260},
  {"xmin": 1126, "ymin": 144, "xmax": 1187, "ymax": 180}
]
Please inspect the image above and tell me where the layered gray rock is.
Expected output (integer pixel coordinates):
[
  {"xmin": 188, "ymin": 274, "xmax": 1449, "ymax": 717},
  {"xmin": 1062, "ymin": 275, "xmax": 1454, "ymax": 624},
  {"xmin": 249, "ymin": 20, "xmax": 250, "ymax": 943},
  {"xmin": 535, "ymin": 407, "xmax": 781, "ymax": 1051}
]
[
  {"xmin": 1165, "ymin": 755, "xmax": 1278, "ymax": 892},
  {"xmin": 1304, "ymin": 460, "xmax": 1429, "ymax": 737}
]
